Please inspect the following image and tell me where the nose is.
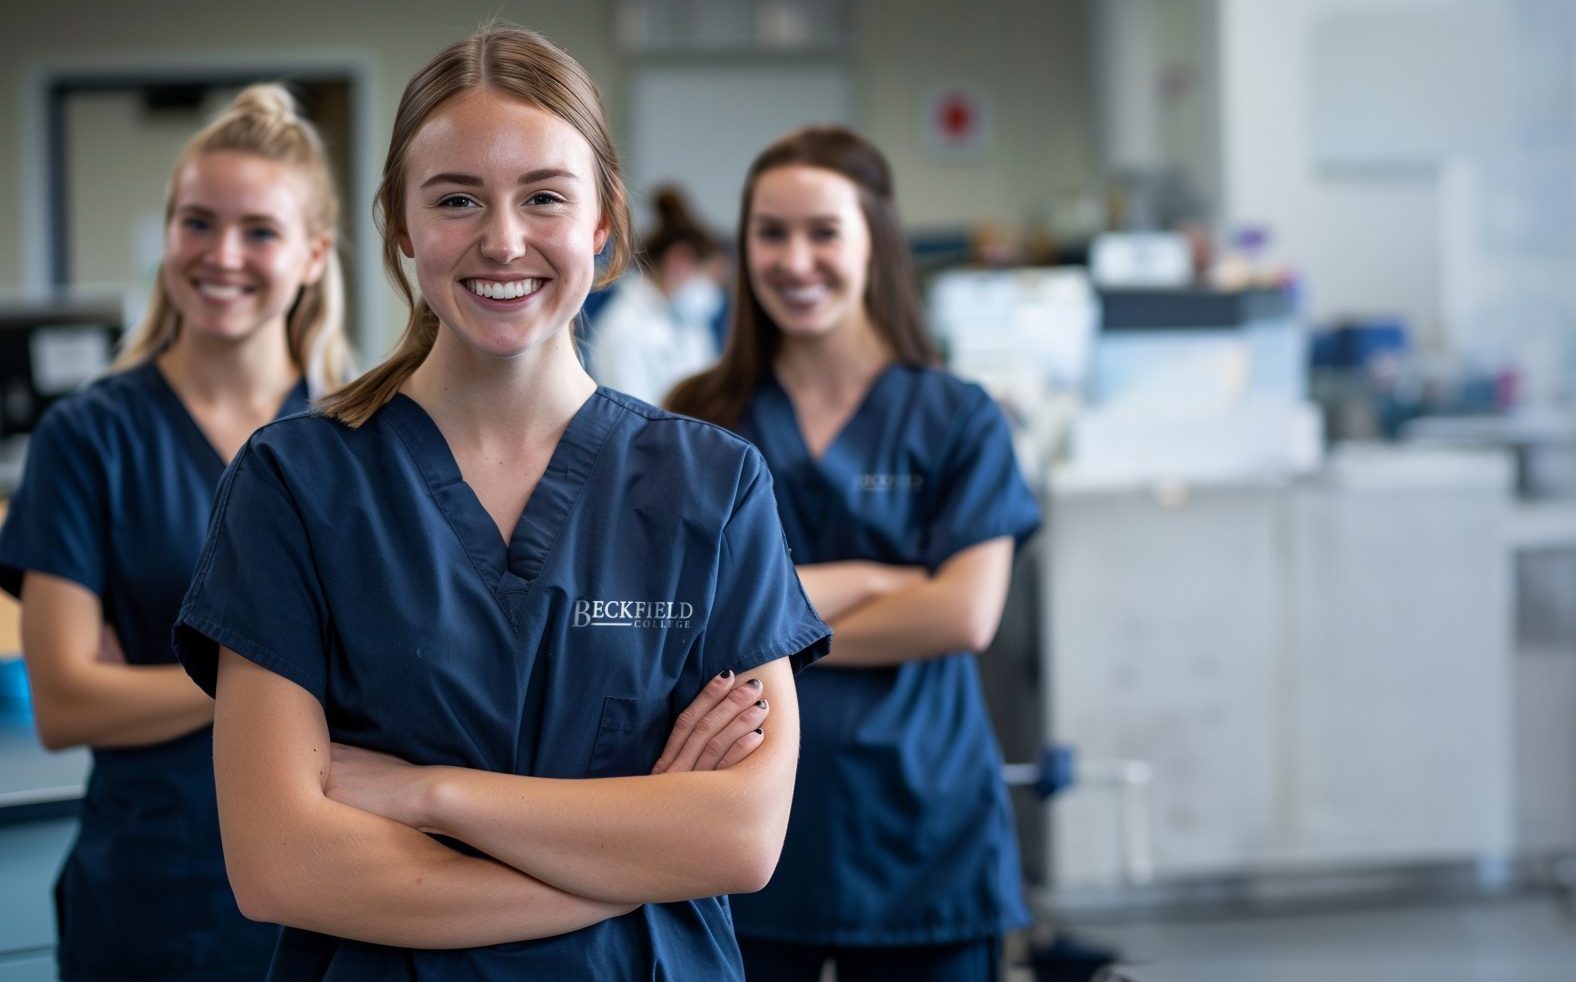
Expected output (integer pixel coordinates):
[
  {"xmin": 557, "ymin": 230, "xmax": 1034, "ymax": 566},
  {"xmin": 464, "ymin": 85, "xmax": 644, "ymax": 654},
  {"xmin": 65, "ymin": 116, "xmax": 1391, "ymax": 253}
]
[
  {"xmin": 479, "ymin": 208, "xmax": 528, "ymax": 265},
  {"xmin": 778, "ymin": 232, "xmax": 815, "ymax": 276},
  {"xmin": 206, "ymin": 227, "xmax": 245, "ymax": 269}
]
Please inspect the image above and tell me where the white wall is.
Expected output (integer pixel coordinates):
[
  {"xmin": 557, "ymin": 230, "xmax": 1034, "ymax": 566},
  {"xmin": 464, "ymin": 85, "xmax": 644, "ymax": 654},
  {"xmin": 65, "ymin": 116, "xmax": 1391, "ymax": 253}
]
[
  {"xmin": 1214, "ymin": 0, "xmax": 1576, "ymax": 372},
  {"xmin": 1091, "ymin": 0, "xmax": 1219, "ymax": 227},
  {"xmin": 0, "ymin": 0, "xmax": 621, "ymax": 359},
  {"xmin": 1216, "ymin": 0, "xmax": 1445, "ymax": 343}
]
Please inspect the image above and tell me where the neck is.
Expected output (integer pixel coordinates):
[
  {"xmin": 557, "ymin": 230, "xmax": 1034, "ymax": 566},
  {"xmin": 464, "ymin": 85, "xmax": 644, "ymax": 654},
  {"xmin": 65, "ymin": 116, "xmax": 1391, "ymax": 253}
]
[
  {"xmin": 774, "ymin": 313, "xmax": 891, "ymax": 401},
  {"xmin": 403, "ymin": 323, "xmax": 595, "ymax": 450},
  {"xmin": 156, "ymin": 320, "xmax": 299, "ymax": 406}
]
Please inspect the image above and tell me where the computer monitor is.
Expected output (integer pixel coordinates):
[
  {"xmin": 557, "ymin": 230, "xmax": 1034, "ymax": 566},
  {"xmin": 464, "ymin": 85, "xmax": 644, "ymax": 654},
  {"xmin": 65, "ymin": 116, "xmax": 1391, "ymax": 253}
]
[{"xmin": 0, "ymin": 299, "xmax": 123, "ymax": 440}]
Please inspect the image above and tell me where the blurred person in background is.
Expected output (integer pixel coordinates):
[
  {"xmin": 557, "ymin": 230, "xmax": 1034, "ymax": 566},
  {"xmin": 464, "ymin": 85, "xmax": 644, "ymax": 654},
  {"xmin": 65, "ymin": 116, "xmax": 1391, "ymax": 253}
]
[
  {"xmin": 668, "ymin": 125, "xmax": 1041, "ymax": 982},
  {"xmin": 0, "ymin": 83, "xmax": 350, "ymax": 981},
  {"xmin": 589, "ymin": 185, "xmax": 725, "ymax": 404}
]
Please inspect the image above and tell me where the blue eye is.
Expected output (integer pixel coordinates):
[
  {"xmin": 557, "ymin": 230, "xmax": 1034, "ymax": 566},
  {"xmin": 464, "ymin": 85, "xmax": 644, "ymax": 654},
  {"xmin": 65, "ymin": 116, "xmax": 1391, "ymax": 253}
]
[
  {"xmin": 438, "ymin": 194, "xmax": 479, "ymax": 208},
  {"xmin": 525, "ymin": 191, "xmax": 565, "ymax": 206},
  {"xmin": 246, "ymin": 227, "xmax": 279, "ymax": 242}
]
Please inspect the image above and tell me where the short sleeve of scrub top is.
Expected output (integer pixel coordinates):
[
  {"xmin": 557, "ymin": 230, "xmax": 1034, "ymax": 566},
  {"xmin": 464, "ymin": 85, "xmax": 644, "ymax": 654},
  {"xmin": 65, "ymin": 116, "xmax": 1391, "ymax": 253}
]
[
  {"xmin": 0, "ymin": 398, "xmax": 108, "ymax": 597},
  {"xmin": 174, "ymin": 389, "xmax": 830, "ymax": 981},
  {"xmin": 696, "ymin": 449, "xmax": 828, "ymax": 677},
  {"xmin": 176, "ymin": 438, "xmax": 331, "ymax": 702},
  {"xmin": 924, "ymin": 385, "xmax": 1041, "ymax": 569}
]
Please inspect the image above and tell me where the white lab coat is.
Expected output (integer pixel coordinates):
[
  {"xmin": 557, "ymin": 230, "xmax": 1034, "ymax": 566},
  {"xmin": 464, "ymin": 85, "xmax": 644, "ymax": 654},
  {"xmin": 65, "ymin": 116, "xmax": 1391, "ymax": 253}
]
[{"xmin": 587, "ymin": 274, "xmax": 717, "ymax": 406}]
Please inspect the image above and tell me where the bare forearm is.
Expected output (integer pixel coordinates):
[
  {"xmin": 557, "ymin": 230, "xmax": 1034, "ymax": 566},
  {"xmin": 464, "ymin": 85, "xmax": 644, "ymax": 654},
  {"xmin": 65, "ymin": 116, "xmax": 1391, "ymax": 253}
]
[
  {"xmin": 796, "ymin": 561, "xmax": 923, "ymax": 621},
  {"xmin": 408, "ymin": 660, "xmax": 802, "ymax": 904},
  {"xmin": 30, "ymin": 662, "xmax": 213, "ymax": 750},
  {"xmin": 418, "ymin": 764, "xmax": 788, "ymax": 904},
  {"xmin": 214, "ymin": 648, "xmax": 630, "ymax": 948},
  {"xmin": 820, "ymin": 538, "xmax": 1014, "ymax": 668},
  {"xmin": 227, "ymin": 795, "xmax": 630, "ymax": 947},
  {"xmin": 21, "ymin": 573, "xmax": 213, "ymax": 750},
  {"xmin": 821, "ymin": 580, "xmax": 986, "ymax": 667}
]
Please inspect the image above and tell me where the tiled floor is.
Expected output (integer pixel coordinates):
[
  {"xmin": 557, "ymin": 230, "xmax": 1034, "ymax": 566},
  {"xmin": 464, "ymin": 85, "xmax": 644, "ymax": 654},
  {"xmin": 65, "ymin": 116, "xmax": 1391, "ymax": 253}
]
[{"xmin": 1053, "ymin": 893, "xmax": 1576, "ymax": 982}]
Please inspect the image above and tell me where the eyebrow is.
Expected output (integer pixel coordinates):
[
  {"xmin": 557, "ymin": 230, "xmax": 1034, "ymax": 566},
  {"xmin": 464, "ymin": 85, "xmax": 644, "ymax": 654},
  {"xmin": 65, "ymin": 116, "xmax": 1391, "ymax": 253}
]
[
  {"xmin": 752, "ymin": 213, "xmax": 842, "ymax": 224},
  {"xmin": 175, "ymin": 204, "xmax": 282, "ymax": 225},
  {"xmin": 418, "ymin": 168, "xmax": 579, "ymax": 190}
]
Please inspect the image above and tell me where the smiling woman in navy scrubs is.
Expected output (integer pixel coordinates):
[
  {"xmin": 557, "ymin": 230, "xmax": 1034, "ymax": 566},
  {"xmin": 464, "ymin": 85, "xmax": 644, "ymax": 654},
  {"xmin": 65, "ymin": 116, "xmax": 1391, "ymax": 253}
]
[
  {"xmin": 170, "ymin": 25, "xmax": 828, "ymax": 981},
  {"xmin": 668, "ymin": 126, "xmax": 1041, "ymax": 981},
  {"xmin": 0, "ymin": 86, "xmax": 350, "ymax": 980}
]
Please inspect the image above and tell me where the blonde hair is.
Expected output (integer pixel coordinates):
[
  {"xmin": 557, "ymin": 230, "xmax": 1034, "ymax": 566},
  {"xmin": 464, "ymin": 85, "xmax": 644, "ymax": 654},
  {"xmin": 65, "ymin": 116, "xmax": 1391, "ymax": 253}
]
[
  {"xmin": 113, "ymin": 83, "xmax": 351, "ymax": 396},
  {"xmin": 318, "ymin": 23, "xmax": 632, "ymax": 427}
]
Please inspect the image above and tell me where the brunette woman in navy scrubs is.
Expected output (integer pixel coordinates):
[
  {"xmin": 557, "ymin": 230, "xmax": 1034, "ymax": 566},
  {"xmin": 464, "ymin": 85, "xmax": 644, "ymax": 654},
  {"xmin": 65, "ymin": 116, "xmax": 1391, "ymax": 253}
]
[
  {"xmin": 0, "ymin": 86, "xmax": 350, "ymax": 980},
  {"xmin": 668, "ymin": 126, "xmax": 1041, "ymax": 981},
  {"xmin": 171, "ymin": 25, "xmax": 828, "ymax": 981}
]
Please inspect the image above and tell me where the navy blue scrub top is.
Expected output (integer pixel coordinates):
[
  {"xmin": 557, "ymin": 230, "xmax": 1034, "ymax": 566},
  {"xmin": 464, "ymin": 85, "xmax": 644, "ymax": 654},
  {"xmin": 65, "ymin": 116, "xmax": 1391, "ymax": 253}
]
[
  {"xmin": 727, "ymin": 364, "xmax": 1041, "ymax": 946},
  {"xmin": 173, "ymin": 387, "xmax": 830, "ymax": 981},
  {"xmin": 0, "ymin": 360, "xmax": 303, "ymax": 981}
]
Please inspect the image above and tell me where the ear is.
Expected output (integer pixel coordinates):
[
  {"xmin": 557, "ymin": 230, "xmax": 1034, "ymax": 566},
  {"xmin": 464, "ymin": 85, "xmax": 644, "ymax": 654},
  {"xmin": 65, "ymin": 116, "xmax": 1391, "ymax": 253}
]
[
  {"xmin": 398, "ymin": 228, "xmax": 415, "ymax": 259},
  {"xmin": 302, "ymin": 233, "xmax": 333, "ymax": 286},
  {"xmin": 593, "ymin": 214, "xmax": 611, "ymax": 256}
]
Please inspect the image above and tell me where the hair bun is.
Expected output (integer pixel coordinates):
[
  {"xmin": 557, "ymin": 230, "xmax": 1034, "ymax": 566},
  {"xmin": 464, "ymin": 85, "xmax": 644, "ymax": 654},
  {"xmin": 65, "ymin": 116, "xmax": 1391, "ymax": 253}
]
[{"xmin": 226, "ymin": 83, "xmax": 299, "ymax": 123}]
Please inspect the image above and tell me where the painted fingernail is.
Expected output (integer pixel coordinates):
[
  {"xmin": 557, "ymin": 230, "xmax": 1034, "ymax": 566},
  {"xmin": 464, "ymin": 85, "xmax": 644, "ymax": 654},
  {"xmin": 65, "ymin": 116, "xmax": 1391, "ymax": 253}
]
[
  {"xmin": 747, "ymin": 678, "xmax": 762, "ymax": 689},
  {"xmin": 718, "ymin": 669, "xmax": 733, "ymax": 680},
  {"xmin": 755, "ymin": 700, "xmax": 767, "ymax": 709},
  {"xmin": 754, "ymin": 728, "xmax": 764, "ymax": 735}
]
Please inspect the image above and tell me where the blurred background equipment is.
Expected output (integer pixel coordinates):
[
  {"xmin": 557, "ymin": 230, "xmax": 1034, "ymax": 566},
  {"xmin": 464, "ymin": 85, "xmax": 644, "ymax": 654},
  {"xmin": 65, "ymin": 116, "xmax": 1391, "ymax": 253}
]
[{"xmin": 0, "ymin": 294, "xmax": 123, "ymax": 493}]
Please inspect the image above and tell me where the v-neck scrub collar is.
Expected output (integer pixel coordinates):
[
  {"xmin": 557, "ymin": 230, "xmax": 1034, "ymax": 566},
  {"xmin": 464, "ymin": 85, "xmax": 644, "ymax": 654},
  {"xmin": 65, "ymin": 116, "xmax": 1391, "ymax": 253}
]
[
  {"xmin": 143, "ymin": 360, "xmax": 311, "ymax": 472},
  {"xmin": 381, "ymin": 389, "xmax": 621, "ymax": 593}
]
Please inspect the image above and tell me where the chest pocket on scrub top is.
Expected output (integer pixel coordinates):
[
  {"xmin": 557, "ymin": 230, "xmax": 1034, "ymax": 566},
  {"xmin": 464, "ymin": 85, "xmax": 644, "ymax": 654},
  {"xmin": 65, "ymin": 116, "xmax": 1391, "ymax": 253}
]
[{"xmin": 586, "ymin": 695, "xmax": 668, "ymax": 777}]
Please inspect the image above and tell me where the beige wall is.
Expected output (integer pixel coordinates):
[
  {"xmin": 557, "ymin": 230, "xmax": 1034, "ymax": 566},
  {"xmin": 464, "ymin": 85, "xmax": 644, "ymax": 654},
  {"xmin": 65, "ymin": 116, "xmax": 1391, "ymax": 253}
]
[
  {"xmin": 0, "ymin": 0, "xmax": 622, "ymax": 356},
  {"xmin": 65, "ymin": 89, "xmax": 242, "ymax": 290},
  {"xmin": 0, "ymin": 1, "xmax": 1098, "ymax": 355},
  {"xmin": 856, "ymin": 0, "xmax": 1097, "ymax": 234}
]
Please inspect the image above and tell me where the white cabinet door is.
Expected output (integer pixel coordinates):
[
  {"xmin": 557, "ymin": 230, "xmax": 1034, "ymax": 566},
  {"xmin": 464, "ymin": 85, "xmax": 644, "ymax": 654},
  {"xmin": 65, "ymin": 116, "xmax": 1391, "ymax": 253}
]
[
  {"xmin": 1286, "ymin": 472, "xmax": 1513, "ymax": 864},
  {"xmin": 1047, "ymin": 484, "xmax": 1286, "ymax": 885},
  {"xmin": 1044, "ymin": 453, "xmax": 1515, "ymax": 889}
]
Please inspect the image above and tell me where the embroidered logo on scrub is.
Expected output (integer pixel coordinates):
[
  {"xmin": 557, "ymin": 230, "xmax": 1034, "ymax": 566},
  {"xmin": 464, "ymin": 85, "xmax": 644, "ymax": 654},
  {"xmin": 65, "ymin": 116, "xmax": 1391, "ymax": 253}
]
[
  {"xmin": 573, "ymin": 599, "xmax": 695, "ymax": 628},
  {"xmin": 856, "ymin": 473, "xmax": 924, "ymax": 492}
]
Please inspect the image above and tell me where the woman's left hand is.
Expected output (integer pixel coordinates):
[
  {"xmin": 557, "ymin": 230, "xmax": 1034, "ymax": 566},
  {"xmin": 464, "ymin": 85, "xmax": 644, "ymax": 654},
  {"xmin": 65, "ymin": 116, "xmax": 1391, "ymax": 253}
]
[
  {"xmin": 651, "ymin": 671, "xmax": 772, "ymax": 775},
  {"xmin": 325, "ymin": 742, "xmax": 433, "ymax": 830}
]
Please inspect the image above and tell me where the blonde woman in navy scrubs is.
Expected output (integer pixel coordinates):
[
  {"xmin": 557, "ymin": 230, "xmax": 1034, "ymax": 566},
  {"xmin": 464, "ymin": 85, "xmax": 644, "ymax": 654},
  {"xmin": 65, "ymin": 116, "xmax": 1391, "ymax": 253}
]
[
  {"xmin": 171, "ymin": 25, "xmax": 828, "ymax": 981},
  {"xmin": 0, "ymin": 85, "xmax": 349, "ymax": 980},
  {"xmin": 668, "ymin": 126, "xmax": 1041, "ymax": 981}
]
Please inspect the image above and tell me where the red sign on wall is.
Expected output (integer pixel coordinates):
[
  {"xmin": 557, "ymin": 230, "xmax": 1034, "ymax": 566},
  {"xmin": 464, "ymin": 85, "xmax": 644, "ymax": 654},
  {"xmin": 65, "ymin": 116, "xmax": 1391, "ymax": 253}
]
[{"xmin": 924, "ymin": 85, "xmax": 990, "ymax": 158}]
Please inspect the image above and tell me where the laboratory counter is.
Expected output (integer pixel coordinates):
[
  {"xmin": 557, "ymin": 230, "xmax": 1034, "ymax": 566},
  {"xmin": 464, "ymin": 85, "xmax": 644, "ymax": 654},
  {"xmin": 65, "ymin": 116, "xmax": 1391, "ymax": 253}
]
[{"xmin": 0, "ymin": 705, "xmax": 87, "ymax": 823}]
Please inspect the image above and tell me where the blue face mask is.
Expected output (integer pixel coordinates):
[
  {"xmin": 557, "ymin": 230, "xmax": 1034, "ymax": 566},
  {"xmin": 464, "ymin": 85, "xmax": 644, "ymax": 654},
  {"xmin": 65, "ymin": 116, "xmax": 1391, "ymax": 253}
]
[{"xmin": 668, "ymin": 276, "xmax": 725, "ymax": 327}]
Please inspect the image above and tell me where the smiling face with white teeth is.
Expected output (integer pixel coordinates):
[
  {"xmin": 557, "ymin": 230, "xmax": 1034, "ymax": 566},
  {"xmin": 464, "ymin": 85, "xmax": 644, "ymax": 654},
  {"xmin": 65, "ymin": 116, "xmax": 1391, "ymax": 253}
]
[
  {"xmin": 745, "ymin": 164, "xmax": 874, "ymax": 342},
  {"xmin": 398, "ymin": 88, "xmax": 609, "ymax": 360},
  {"xmin": 162, "ymin": 150, "xmax": 329, "ymax": 345}
]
